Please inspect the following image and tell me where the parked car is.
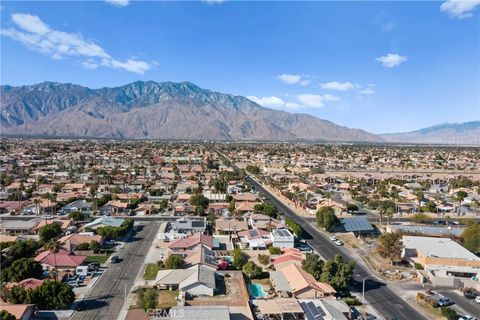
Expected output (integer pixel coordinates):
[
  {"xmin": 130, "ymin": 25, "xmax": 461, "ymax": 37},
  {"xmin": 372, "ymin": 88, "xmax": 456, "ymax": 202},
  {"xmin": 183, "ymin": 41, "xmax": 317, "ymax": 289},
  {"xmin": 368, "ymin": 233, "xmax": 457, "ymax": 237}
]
[
  {"xmin": 88, "ymin": 262, "xmax": 100, "ymax": 271},
  {"xmin": 329, "ymin": 236, "xmax": 337, "ymax": 241},
  {"xmin": 105, "ymin": 240, "xmax": 116, "ymax": 245},
  {"xmin": 334, "ymin": 240, "xmax": 343, "ymax": 246},
  {"xmin": 464, "ymin": 290, "xmax": 479, "ymax": 299},
  {"xmin": 110, "ymin": 255, "xmax": 119, "ymax": 263},
  {"xmin": 459, "ymin": 316, "xmax": 477, "ymax": 320},
  {"xmin": 437, "ymin": 297, "xmax": 453, "ymax": 307},
  {"xmin": 475, "ymin": 296, "xmax": 480, "ymax": 304}
]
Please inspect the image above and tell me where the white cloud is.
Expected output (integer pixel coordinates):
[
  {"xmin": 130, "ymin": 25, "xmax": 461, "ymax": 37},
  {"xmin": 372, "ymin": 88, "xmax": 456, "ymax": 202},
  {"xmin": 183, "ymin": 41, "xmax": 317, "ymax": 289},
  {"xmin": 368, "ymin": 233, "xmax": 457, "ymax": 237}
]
[
  {"xmin": 105, "ymin": 0, "xmax": 130, "ymax": 7},
  {"xmin": 296, "ymin": 94, "xmax": 339, "ymax": 108},
  {"xmin": 358, "ymin": 87, "xmax": 375, "ymax": 95},
  {"xmin": 247, "ymin": 96, "xmax": 285, "ymax": 107},
  {"xmin": 320, "ymin": 81, "xmax": 355, "ymax": 91},
  {"xmin": 441, "ymin": 0, "xmax": 480, "ymax": 18},
  {"xmin": 276, "ymin": 74, "xmax": 302, "ymax": 85},
  {"xmin": 11, "ymin": 13, "xmax": 50, "ymax": 35},
  {"xmin": 1, "ymin": 13, "xmax": 151, "ymax": 74},
  {"xmin": 276, "ymin": 74, "xmax": 312, "ymax": 86},
  {"xmin": 376, "ymin": 53, "xmax": 407, "ymax": 68}
]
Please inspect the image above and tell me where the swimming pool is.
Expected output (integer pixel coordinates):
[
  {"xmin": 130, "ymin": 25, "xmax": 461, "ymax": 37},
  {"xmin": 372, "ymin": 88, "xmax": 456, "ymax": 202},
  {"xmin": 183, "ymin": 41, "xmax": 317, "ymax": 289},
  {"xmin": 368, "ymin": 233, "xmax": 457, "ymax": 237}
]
[{"xmin": 248, "ymin": 284, "xmax": 267, "ymax": 298}]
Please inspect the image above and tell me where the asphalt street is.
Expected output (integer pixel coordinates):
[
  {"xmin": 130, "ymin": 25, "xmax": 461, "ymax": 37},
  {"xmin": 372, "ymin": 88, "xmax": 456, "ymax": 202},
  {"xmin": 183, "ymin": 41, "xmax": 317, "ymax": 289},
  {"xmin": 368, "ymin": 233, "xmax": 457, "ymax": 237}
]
[
  {"xmin": 71, "ymin": 222, "xmax": 159, "ymax": 320},
  {"xmin": 246, "ymin": 176, "xmax": 428, "ymax": 320},
  {"xmin": 439, "ymin": 291, "xmax": 480, "ymax": 317}
]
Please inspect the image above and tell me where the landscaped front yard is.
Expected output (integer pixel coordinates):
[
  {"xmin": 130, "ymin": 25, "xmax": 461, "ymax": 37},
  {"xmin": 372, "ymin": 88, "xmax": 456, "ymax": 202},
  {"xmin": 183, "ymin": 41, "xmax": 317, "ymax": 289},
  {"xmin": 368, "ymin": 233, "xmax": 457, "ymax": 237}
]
[
  {"xmin": 143, "ymin": 263, "xmax": 159, "ymax": 280},
  {"xmin": 85, "ymin": 254, "xmax": 111, "ymax": 264}
]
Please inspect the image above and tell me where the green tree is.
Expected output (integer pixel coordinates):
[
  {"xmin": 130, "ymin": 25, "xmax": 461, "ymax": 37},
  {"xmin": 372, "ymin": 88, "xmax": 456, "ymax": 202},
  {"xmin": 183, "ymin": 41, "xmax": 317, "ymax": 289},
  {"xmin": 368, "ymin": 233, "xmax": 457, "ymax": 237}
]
[
  {"xmin": 137, "ymin": 288, "xmax": 158, "ymax": 311},
  {"xmin": 189, "ymin": 194, "xmax": 209, "ymax": 208},
  {"xmin": 268, "ymin": 246, "xmax": 281, "ymax": 255},
  {"xmin": 44, "ymin": 240, "xmax": 61, "ymax": 281},
  {"xmin": 0, "ymin": 310, "xmax": 15, "ymax": 320},
  {"xmin": 462, "ymin": 223, "xmax": 480, "ymax": 254},
  {"xmin": 319, "ymin": 254, "xmax": 355, "ymax": 291},
  {"xmin": 1, "ymin": 258, "xmax": 43, "ymax": 282},
  {"xmin": 440, "ymin": 307, "xmax": 458, "ymax": 320},
  {"xmin": 377, "ymin": 232, "xmax": 403, "ymax": 264},
  {"xmin": 411, "ymin": 213, "xmax": 431, "ymax": 224},
  {"xmin": 33, "ymin": 280, "xmax": 75, "ymax": 310},
  {"xmin": 68, "ymin": 211, "xmax": 84, "ymax": 222},
  {"xmin": 258, "ymin": 254, "xmax": 270, "ymax": 265},
  {"xmin": 316, "ymin": 206, "xmax": 339, "ymax": 231},
  {"xmin": 456, "ymin": 190, "xmax": 468, "ymax": 203},
  {"xmin": 232, "ymin": 248, "xmax": 248, "ymax": 269},
  {"xmin": 242, "ymin": 261, "xmax": 263, "ymax": 279},
  {"xmin": 164, "ymin": 255, "xmax": 185, "ymax": 269},
  {"xmin": 301, "ymin": 253, "xmax": 323, "ymax": 280},
  {"xmin": 285, "ymin": 218, "xmax": 302, "ymax": 238},
  {"xmin": 38, "ymin": 223, "xmax": 62, "ymax": 242}
]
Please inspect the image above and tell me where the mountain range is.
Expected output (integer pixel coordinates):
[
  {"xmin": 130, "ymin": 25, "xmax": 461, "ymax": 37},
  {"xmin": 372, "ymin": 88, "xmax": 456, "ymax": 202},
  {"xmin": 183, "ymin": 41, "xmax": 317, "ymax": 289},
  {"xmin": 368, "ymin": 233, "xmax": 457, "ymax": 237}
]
[
  {"xmin": 0, "ymin": 81, "xmax": 478, "ymax": 145},
  {"xmin": 381, "ymin": 121, "xmax": 480, "ymax": 145},
  {"xmin": 0, "ymin": 81, "xmax": 381, "ymax": 142}
]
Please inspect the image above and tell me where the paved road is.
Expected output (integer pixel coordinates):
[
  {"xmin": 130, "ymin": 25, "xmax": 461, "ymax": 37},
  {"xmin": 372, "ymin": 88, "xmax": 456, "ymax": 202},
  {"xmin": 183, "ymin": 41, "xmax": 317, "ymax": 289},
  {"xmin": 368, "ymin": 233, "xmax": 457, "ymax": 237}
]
[
  {"xmin": 247, "ymin": 176, "xmax": 428, "ymax": 320},
  {"xmin": 71, "ymin": 222, "xmax": 159, "ymax": 320},
  {"xmin": 439, "ymin": 291, "xmax": 480, "ymax": 317}
]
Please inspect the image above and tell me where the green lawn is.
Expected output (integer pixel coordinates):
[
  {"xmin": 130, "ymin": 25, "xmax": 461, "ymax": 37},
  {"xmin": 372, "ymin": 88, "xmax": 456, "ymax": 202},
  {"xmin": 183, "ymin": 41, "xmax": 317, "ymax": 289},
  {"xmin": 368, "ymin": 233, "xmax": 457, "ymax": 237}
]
[
  {"xmin": 143, "ymin": 263, "xmax": 159, "ymax": 280},
  {"xmin": 85, "ymin": 254, "xmax": 111, "ymax": 264}
]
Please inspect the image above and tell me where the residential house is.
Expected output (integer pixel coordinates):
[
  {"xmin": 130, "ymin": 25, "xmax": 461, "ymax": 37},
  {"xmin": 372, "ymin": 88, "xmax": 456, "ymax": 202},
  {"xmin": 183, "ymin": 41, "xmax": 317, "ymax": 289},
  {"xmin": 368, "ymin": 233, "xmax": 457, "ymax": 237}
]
[
  {"xmin": 34, "ymin": 249, "xmax": 87, "ymax": 271},
  {"xmin": 270, "ymin": 264, "xmax": 336, "ymax": 299},
  {"xmin": 237, "ymin": 228, "xmax": 271, "ymax": 249},
  {"xmin": 170, "ymin": 217, "xmax": 206, "ymax": 235},
  {"xmin": 83, "ymin": 216, "xmax": 125, "ymax": 230},
  {"xmin": 155, "ymin": 264, "xmax": 217, "ymax": 297},
  {"xmin": 270, "ymin": 228, "xmax": 295, "ymax": 249}
]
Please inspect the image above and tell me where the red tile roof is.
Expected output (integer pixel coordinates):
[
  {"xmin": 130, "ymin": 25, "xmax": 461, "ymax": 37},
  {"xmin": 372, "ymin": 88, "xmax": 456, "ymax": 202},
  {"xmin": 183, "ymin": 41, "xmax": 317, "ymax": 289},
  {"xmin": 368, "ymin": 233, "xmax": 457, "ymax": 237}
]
[
  {"xmin": 34, "ymin": 249, "xmax": 86, "ymax": 268},
  {"xmin": 168, "ymin": 234, "xmax": 213, "ymax": 250}
]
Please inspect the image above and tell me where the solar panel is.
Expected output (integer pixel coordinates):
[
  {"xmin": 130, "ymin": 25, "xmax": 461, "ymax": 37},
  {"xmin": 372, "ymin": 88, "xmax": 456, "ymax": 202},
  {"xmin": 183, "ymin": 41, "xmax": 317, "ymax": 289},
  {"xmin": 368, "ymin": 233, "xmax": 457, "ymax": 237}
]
[
  {"xmin": 192, "ymin": 221, "xmax": 204, "ymax": 228},
  {"xmin": 300, "ymin": 301, "xmax": 326, "ymax": 320},
  {"xmin": 341, "ymin": 217, "xmax": 374, "ymax": 232}
]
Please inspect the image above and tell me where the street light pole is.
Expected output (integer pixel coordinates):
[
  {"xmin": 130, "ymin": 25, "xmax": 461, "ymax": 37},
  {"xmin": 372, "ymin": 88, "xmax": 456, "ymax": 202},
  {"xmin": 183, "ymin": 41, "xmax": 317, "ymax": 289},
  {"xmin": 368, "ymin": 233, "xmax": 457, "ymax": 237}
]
[{"xmin": 361, "ymin": 275, "xmax": 372, "ymax": 305}]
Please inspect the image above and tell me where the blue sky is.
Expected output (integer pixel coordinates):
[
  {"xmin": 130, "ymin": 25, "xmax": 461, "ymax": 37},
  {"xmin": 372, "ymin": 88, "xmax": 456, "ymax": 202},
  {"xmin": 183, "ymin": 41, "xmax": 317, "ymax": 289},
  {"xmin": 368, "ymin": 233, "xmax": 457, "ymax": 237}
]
[{"xmin": 1, "ymin": 0, "xmax": 479, "ymax": 133}]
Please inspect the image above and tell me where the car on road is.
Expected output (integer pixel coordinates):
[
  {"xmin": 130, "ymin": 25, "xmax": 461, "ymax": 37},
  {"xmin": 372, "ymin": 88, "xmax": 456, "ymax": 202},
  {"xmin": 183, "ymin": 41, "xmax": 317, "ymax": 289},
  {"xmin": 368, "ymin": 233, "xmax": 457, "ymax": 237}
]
[
  {"xmin": 459, "ymin": 316, "xmax": 477, "ymax": 320},
  {"xmin": 334, "ymin": 240, "xmax": 343, "ymax": 246},
  {"xmin": 437, "ymin": 297, "xmax": 453, "ymax": 307},
  {"xmin": 329, "ymin": 236, "xmax": 337, "ymax": 241},
  {"xmin": 110, "ymin": 255, "xmax": 119, "ymax": 263},
  {"xmin": 476, "ymin": 296, "xmax": 480, "ymax": 304},
  {"xmin": 463, "ymin": 290, "xmax": 479, "ymax": 299}
]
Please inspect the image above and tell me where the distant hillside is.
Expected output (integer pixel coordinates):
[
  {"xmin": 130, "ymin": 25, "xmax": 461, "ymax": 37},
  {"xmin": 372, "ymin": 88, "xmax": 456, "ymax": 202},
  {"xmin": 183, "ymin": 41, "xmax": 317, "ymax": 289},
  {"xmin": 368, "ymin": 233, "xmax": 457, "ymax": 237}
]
[
  {"xmin": 381, "ymin": 121, "xmax": 480, "ymax": 145},
  {"xmin": 0, "ymin": 81, "xmax": 382, "ymax": 142}
]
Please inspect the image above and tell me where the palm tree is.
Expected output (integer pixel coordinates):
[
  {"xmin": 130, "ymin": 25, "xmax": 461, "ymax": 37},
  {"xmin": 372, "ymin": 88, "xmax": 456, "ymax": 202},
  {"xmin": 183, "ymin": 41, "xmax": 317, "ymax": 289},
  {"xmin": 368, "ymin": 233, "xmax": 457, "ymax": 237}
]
[
  {"xmin": 33, "ymin": 198, "xmax": 42, "ymax": 216},
  {"xmin": 45, "ymin": 239, "xmax": 60, "ymax": 281},
  {"xmin": 90, "ymin": 184, "xmax": 98, "ymax": 216}
]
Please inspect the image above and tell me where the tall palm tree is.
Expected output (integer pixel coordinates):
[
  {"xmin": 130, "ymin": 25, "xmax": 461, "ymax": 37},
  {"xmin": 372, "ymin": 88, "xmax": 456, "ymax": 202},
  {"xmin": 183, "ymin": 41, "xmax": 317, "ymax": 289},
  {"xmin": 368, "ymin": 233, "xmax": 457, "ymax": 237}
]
[
  {"xmin": 90, "ymin": 184, "xmax": 98, "ymax": 216},
  {"xmin": 33, "ymin": 198, "xmax": 42, "ymax": 216},
  {"xmin": 45, "ymin": 239, "xmax": 60, "ymax": 281}
]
